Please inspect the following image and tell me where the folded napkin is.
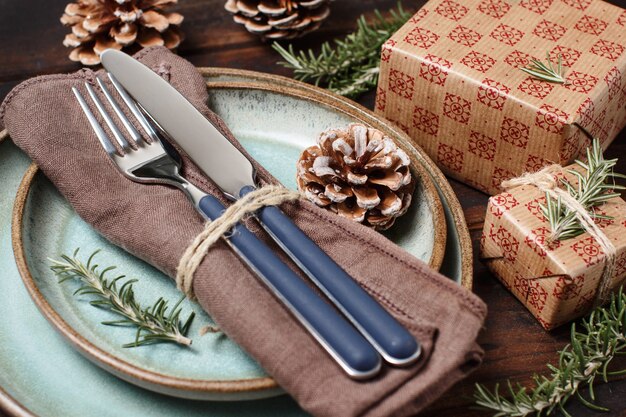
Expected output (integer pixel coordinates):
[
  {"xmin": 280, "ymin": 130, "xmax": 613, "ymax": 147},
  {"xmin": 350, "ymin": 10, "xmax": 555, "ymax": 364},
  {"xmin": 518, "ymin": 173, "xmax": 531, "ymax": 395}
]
[{"xmin": 1, "ymin": 46, "xmax": 486, "ymax": 417}]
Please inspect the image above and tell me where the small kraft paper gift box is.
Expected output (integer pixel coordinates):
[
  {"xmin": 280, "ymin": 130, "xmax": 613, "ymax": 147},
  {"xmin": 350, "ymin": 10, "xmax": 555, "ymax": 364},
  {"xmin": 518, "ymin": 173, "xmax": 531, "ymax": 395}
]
[
  {"xmin": 375, "ymin": 0, "xmax": 626, "ymax": 195},
  {"xmin": 480, "ymin": 151, "xmax": 626, "ymax": 330}
]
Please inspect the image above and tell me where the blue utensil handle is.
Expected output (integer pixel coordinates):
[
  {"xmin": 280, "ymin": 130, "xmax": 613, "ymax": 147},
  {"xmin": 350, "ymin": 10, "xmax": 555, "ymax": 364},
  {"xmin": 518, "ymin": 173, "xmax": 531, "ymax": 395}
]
[
  {"xmin": 239, "ymin": 186, "xmax": 420, "ymax": 365},
  {"xmin": 197, "ymin": 194, "xmax": 381, "ymax": 378}
]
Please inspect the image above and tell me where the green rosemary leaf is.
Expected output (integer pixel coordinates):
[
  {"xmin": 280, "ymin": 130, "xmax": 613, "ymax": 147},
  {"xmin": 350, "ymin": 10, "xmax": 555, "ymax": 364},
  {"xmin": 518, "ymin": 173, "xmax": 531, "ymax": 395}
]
[
  {"xmin": 49, "ymin": 249, "xmax": 199, "ymax": 348},
  {"xmin": 521, "ymin": 53, "xmax": 569, "ymax": 85},
  {"xmin": 474, "ymin": 287, "xmax": 626, "ymax": 417},
  {"xmin": 273, "ymin": 2, "xmax": 411, "ymax": 98}
]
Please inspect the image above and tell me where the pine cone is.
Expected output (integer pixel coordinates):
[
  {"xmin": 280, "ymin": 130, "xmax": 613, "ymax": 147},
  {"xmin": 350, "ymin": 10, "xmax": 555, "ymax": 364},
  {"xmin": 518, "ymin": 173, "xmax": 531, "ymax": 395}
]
[
  {"xmin": 224, "ymin": 0, "xmax": 330, "ymax": 40},
  {"xmin": 61, "ymin": 0, "xmax": 184, "ymax": 66},
  {"xmin": 297, "ymin": 124, "xmax": 415, "ymax": 231}
]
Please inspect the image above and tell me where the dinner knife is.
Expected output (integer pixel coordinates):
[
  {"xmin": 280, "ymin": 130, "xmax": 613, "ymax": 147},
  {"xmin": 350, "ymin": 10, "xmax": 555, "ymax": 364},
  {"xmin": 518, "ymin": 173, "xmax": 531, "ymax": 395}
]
[{"xmin": 101, "ymin": 49, "xmax": 421, "ymax": 366}]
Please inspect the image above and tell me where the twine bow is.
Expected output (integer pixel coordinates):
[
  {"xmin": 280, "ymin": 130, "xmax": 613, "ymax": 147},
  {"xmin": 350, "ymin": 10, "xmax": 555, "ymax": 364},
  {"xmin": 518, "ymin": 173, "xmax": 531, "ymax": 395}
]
[
  {"xmin": 176, "ymin": 185, "xmax": 300, "ymax": 298},
  {"xmin": 502, "ymin": 165, "xmax": 616, "ymax": 305}
]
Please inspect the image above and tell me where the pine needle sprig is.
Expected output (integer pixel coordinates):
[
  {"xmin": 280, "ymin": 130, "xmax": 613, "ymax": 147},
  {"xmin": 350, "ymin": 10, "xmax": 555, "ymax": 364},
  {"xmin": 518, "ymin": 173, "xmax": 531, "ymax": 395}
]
[
  {"xmin": 272, "ymin": 3, "xmax": 411, "ymax": 98},
  {"xmin": 49, "ymin": 249, "xmax": 196, "ymax": 348},
  {"xmin": 521, "ymin": 53, "xmax": 570, "ymax": 85},
  {"xmin": 540, "ymin": 138, "xmax": 626, "ymax": 241},
  {"xmin": 474, "ymin": 286, "xmax": 626, "ymax": 417}
]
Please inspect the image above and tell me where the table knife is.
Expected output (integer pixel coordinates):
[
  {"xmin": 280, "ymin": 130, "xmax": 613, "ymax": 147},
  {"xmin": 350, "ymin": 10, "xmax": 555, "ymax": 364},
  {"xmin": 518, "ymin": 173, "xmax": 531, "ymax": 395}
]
[{"xmin": 101, "ymin": 49, "xmax": 421, "ymax": 366}]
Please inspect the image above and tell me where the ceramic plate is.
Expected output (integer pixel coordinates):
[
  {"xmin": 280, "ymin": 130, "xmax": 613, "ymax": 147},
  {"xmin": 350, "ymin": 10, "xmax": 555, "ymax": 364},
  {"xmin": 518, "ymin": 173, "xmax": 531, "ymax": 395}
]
[{"xmin": 0, "ymin": 70, "xmax": 472, "ymax": 417}]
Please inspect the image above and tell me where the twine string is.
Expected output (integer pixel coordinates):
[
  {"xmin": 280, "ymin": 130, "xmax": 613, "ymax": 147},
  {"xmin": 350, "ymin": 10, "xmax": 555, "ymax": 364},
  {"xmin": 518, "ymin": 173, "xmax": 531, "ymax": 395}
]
[
  {"xmin": 175, "ymin": 185, "xmax": 300, "ymax": 298},
  {"xmin": 502, "ymin": 165, "xmax": 616, "ymax": 304}
]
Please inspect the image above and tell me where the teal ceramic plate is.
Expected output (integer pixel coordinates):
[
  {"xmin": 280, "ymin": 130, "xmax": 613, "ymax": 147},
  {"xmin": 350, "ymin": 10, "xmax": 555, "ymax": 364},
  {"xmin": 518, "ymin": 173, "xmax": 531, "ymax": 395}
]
[{"xmin": 0, "ymin": 69, "xmax": 471, "ymax": 416}]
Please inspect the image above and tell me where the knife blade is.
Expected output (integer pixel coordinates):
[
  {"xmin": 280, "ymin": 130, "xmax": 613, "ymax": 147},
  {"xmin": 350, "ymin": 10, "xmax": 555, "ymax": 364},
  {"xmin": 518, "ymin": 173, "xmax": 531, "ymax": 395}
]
[{"xmin": 101, "ymin": 49, "xmax": 421, "ymax": 366}]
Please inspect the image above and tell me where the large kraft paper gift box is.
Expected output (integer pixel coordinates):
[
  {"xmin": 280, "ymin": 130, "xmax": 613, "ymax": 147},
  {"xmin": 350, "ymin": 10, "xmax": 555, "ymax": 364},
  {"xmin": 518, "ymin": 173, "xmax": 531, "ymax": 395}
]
[
  {"xmin": 480, "ymin": 166, "xmax": 626, "ymax": 330},
  {"xmin": 375, "ymin": 0, "xmax": 626, "ymax": 195}
]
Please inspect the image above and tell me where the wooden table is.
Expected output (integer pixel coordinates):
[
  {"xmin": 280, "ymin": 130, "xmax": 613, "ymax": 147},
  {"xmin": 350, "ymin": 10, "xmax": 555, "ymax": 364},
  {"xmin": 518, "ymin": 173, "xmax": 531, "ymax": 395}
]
[{"xmin": 1, "ymin": 1, "xmax": 625, "ymax": 416}]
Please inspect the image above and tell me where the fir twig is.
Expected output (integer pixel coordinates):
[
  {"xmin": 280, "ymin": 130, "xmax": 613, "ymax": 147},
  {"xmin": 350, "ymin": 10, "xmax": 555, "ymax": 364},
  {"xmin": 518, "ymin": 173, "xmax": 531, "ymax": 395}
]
[
  {"xmin": 474, "ymin": 287, "xmax": 626, "ymax": 417},
  {"xmin": 521, "ymin": 52, "xmax": 570, "ymax": 85},
  {"xmin": 540, "ymin": 138, "xmax": 626, "ymax": 241},
  {"xmin": 272, "ymin": 2, "xmax": 411, "ymax": 98},
  {"xmin": 49, "ymin": 249, "xmax": 196, "ymax": 348}
]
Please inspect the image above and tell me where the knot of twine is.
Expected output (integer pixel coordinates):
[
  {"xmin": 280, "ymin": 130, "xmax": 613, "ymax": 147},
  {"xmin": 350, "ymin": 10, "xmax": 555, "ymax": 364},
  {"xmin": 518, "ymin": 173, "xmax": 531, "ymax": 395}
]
[
  {"xmin": 502, "ymin": 164, "xmax": 616, "ymax": 304},
  {"xmin": 176, "ymin": 185, "xmax": 300, "ymax": 298}
]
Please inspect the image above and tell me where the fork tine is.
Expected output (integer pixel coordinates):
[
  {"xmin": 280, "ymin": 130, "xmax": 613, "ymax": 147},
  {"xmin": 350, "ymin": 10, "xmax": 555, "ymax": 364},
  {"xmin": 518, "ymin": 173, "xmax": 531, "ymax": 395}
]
[
  {"xmin": 84, "ymin": 82, "xmax": 131, "ymax": 152},
  {"xmin": 72, "ymin": 87, "xmax": 117, "ymax": 156},
  {"xmin": 107, "ymin": 73, "xmax": 161, "ymax": 144},
  {"xmin": 96, "ymin": 77, "xmax": 144, "ymax": 146}
]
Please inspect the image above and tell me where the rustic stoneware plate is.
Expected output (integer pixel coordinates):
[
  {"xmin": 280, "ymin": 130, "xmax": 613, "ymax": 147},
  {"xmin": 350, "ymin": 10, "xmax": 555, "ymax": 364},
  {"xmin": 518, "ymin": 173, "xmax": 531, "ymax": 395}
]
[{"xmin": 1, "ymin": 69, "xmax": 473, "ymax": 416}]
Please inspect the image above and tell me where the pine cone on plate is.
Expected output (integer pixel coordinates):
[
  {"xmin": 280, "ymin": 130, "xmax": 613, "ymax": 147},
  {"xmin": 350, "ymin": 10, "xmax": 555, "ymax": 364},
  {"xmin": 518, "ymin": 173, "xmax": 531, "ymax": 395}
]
[
  {"xmin": 297, "ymin": 124, "xmax": 415, "ymax": 231},
  {"xmin": 61, "ymin": 0, "xmax": 184, "ymax": 66},
  {"xmin": 224, "ymin": 0, "xmax": 331, "ymax": 40}
]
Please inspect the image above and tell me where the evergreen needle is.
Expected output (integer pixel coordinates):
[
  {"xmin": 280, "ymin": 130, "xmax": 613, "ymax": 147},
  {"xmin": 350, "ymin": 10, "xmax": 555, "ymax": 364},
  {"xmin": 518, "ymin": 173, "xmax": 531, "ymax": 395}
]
[
  {"xmin": 49, "ymin": 249, "xmax": 197, "ymax": 348},
  {"xmin": 521, "ymin": 52, "xmax": 570, "ymax": 85},
  {"xmin": 540, "ymin": 138, "xmax": 626, "ymax": 241},
  {"xmin": 272, "ymin": 2, "xmax": 411, "ymax": 98},
  {"xmin": 474, "ymin": 287, "xmax": 626, "ymax": 416}
]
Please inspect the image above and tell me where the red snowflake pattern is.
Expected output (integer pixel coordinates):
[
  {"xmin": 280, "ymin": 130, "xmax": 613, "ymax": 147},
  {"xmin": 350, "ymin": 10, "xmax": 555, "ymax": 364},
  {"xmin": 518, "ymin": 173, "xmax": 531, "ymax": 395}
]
[
  {"xmin": 492, "ymin": 167, "xmax": 516, "ymax": 191},
  {"xmin": 448, "ymin": 25, "xmax": 482, "ymax": 47},
  {"xmin": 576, "ymin": 97, "xmax": 595, "ymax": 128},
  {"xmin": 561, "ymin": 0, "xmax": 591, "ymax": 11},
  {"xmin": 616, "ymin": 253, "xmax": 626, "ymax": 277},
  {"xmin": 575, "ymin": 290, "xmax": 595, "ymax": 314},
  {"xmin": 412, "ymin": 106, "xmax": 439, "ymax": 136},
  {"xmin": 477, "ymin": 78, "xmax": 509, "ymax": 111},
  {"xmin": 489, "ymin": 193, "xmax": 519, "ymax": 218},
  {"xmin": 489, "ymin": 224, "xmax": 520, "ymax": 261},
  {"xmin": 388, "ymin": 69, "xmax": 414, "ymax": 100},
  {"xmin": 469, "ymin": 131, "xmax": 497, "ymax": 162},
  {"xmin": 461, "ymin": 51, "xmax": 496, "ymax": 73},
  {"xmin": 574, "ymin": 15, "xmax": 608, "ymax": 35},
  {"xmin": 513, "ymin": 276, "xmax": 548, "ymax": 313},
  {"xmin": 572, "ymin": 236, "xmax": 604, "ymax": 266},
  {"xmin": 525, "ymin": 226, "xmax": 561, "ymax": 257},
  {"xmin": 535, "ymin": 104, "xmax": 568, "ymax": 134},
  {"xmin": 435, "ymin": 0, "xmax": 469, "ymax": 21},
  {"xmin": 526, "ymin": 196, "xmax": 548, "ymax": 222},
  {"xmin": 419, "ymin": 54, "xmax": 452, "ymax": 86},
  {"xmin": 533, "ymin": 19, "xmax": 567, "ymax": 41},
  {"xmin": 518, "ymin": 77, "xmax": 554, "ymax": 99},
  {"xmin": 605, "ymin": 67, "xmax": 622, "ymax": 100},
  {"xmin": 504, "ymin": 50, "xmax": 534, "ymax": 68},
  {"xmin": 437, "ymin": 143, "xmax": 464, "ymax": 172},
  {"xmin": 560, "ymin": 130, "xmax": 583, "ymax": 163},
  {"xmin": 550, "ymin": 46, "xmax": 581, "ymax": 67},
  {"xmin": 490, "ymin": 23, "xmax": 524, "ymax": 46},
  {"xmin": 618, "ymin": 10, "xmax": 626, "ymax": 27},
  {"xmin": 409, "ymin": 8, "xmax": 428, "ymax": 24},
  {"xmin": 520, "ymin": 0, "xmax": 554, "ymax": 15},
  {"xmin": 380, "ymin": 39, "xmax": 396, "ymax": 63},
  {"xmin": 500, "ymin": 117, "xmax": 530, "ymax": 148},
  {"xmin": 443, "ymin": 93, "xmax": 472, "ymax": 124},
  {"xmin": 565, "ymin": 71, "xmax": 598, "ymax": 94},
  {"xmin": 388, "ymin": 118, "xmax": 410, "ymax": 134},
  {"xmin": 375, "ymin": 86, "xmax": 386, "ymax": 112},
  {"xmin": 477, "ymin": 0, "xmax": 511, "ymax": 18},
  {"xmin": 553, "ymin": 275, "xmax": 584, "ymax": 300},
  {"xmin": 592, "ymin": 209, "xmax": 615, "ymax": 229},
  {"xmin": 525, "ymin": 154, "xmax": 550, "ymax": 172},
  {"xmin": 590, "ymin": 39, "xmax": 625, "ymax": 61},
  {"xmin": 403, "ymin": 26, "xmax": 439, "ymax": 49}
]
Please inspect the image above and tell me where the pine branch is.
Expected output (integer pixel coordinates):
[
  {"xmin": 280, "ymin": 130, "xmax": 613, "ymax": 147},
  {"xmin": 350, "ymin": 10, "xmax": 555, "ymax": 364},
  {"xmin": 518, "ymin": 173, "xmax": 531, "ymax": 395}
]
[
  {"xmin": 49, "ymin": 249, "xmax": 197, "ymax": 348},
  {"xmin": 272, "ymin": 2, "xmax": 411, "ymax": 98},
  {"xmin": 540, "ymin": 138, "xmax": 626, "ymax": 241},
  {"xmin": 474, "ymin": 287, "xmax": 626, "ymax": 417},
  {"xmin": 521, "ymin": 53, "xmax": 570, "ymax": 85}
]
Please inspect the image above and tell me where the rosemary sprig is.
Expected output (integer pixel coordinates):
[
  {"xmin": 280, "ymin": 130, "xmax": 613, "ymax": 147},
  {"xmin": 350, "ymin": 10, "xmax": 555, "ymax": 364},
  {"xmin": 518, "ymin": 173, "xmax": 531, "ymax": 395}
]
[
  {"xmin": 521, "ymin": 52, "xmax": 570, "ymax": 85},
  {"xmin": 474, "ymin": 286, "xmax": 626, "ymax": 417},
  {"xmin": 541, "ymin": 138, "xmax": 626, "ymax": 241},
  {"xmin": 272, "ymin": 3, "xmax": 411, "ymax": 98},
  {"xmin": 49, "ymin": 249, "xmax": 196, "ymax": 348}
]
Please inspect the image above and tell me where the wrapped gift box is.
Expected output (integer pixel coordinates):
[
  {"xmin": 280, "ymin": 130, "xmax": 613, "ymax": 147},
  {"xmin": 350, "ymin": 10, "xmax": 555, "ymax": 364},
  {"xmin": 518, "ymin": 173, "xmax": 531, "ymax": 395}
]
[
  {"xmin": 375, "ymin": 0, "xmax": 626, "ymax": 194},
  {"xmin": 480, "ymin": 165, "xmax": 626, "ymax": 330}
]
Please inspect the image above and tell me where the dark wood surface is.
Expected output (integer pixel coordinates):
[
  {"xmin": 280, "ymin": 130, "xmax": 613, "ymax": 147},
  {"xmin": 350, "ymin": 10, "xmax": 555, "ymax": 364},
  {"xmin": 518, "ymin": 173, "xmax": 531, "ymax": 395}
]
[{"xmin": 1, "ymin": 1, "xmax": 625, "ymax": 416}]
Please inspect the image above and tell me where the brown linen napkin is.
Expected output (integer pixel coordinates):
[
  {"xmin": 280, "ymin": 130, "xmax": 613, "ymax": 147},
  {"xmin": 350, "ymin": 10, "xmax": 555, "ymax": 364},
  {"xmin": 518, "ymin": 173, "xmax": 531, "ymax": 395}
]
[{"xmin": 1, "ymin": 46, "xmax": 486, "ymax": 417}]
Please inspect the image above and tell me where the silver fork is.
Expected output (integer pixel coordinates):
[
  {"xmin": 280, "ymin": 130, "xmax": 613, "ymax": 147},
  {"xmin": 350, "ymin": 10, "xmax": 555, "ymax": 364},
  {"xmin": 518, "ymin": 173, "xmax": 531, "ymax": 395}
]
[{"xmin": 71, "ymin": 76, "xmax": 382, "ymax": 379}]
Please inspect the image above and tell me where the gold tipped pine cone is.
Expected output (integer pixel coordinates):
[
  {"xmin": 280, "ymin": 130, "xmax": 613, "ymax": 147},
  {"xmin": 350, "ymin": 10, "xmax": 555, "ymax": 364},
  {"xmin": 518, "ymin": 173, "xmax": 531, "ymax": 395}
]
[
  {"xmin": 297, "ymin": 124, "xmax": 415, "ymax": 231},
  {"xmin": 224, "ymin": 0, "xmax": 330, "ymax": 40},
  {"xmin": 61, "ymin": 0, "xmax": 184, "ymax": 66}
]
